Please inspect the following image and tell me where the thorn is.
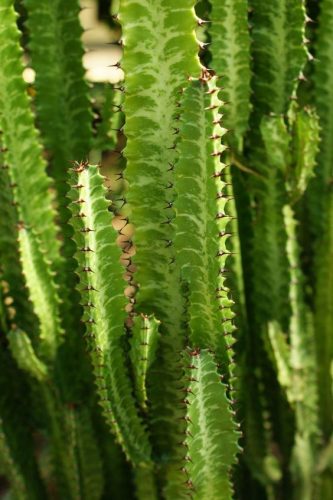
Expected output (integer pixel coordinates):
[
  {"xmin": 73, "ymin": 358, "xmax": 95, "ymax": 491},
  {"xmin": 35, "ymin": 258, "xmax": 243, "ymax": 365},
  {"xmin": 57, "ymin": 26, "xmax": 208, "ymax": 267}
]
[
  {"xmin": 205, "ymin": 104, "xmax": 219, "ymax": 111},
  {"xmin": 112, "ymin": 104, "xmax": 123, "ymax": 111},
  {"xmin": 82, "ymin": 302, "xmax": 96, "ymax": 308},
  {"xmin": 305, "ymin": 15, "xmax": 315, "ymax": 24},
  {"xmin": 82, "ymin": 285, "xmax": 97, "ymax": 292},
  {"xmin": 199, "ymin": 41, "xmax": 210, "ymax": 50},
  {"xmin": 216, "ymin": 212, "xmax": 235, "ymax": 220},
  {"xmin": 219, "ymin": 231, "xmax": 232, "ymax": 238},
  {"xmin": 197, "ymin": 18, "xmax": 210, "ymax": 26},
  {"xmin": 161, "ymin": 217, "xmax": 173, "ymax": 225},
  {"xmin": 185, "ymin": 479, "xmax": 194, "ymax": 490},
  {"xmin": 212, "ymin": 170, "xmax": 223, "ymax": 178},
  {"xmin": 108, "ymin": 62, "xmax": 121, "ymax": 69},
  {"xmin": 167, "ymin": 162, "xmax": 175, "ymax": 172},
  {"xmin": 116, "ymin": 197, "xmax": 127, "ymax": 208},
  {"xmin": 181, "ymin": 387, "xmax": 194, "ymax": 394},
  {"xmin": 80, "ymin": 228, "xmax": 95, "ymax": 233},
  {"xmin": 189, "ymin": 348, "xmax": 201, "ymax": 356},
  {"xmin": 70, "ymin": 159, "xmax": 89, "ymax": 172},
  {"xmin": 107, "ymin": 39, "xmax": 123, "ymax": 46},
  {"xmin": 115, "ymin": 171, "xmax": 124, "ymax": 181},
  {"xmin": 179, "ymin": 416, "xmax": 192, "ymax": 423},
  {"xmin": 82, "ymin": 267, "xmax": 94, "ymax": 273},
  {"xmin": 80, "ymin": 246, "xmax": 94, "ymax": 252},
  {"xmin": 164, "ymin": 201, "xmax": 174, "ymax": 209},
  {"xmin": 162, "ymin": 239, "xmax": 172, "ymax": 248},
  {"xmin": 120, "ymin": 217, "xmax": 129, "ymax": 228},
  {"xmin": 217, "ymin": 193, "xmax": 234, "ymax": 200}
]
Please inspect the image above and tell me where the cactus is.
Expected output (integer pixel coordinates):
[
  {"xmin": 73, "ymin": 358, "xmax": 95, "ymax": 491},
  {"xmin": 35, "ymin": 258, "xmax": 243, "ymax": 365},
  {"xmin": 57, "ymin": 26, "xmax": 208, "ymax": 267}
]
[
  {"xmin": 69, "ymin": 163, "xmax": 151, "ymax": 465},
  {"xmin": 310, "ymin": 0, "xmax": 333, "ymax": 448},
  {"xmin": 209, "ymin": 0, "xmax": 251, "ymax": 152},
  {"xmin": 130, "ymin": 314, "xmax": 160, "ymax": 410},
  {"xmin": 181, "ymin": 348, "xmax": 241, "ymax": 499},
  {"xmin": 0, "ymin": 0, "xmax": 332, "ymax": 498}
]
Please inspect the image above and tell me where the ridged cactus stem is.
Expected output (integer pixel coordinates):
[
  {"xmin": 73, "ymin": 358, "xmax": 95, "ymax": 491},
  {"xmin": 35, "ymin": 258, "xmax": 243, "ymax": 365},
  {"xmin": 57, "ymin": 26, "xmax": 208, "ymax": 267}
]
[
  {"xmin": 69, "ymin": 163, "xmax": 151, "ymax": 465},
  {"xmin": 119, "ymin": 0, "xmax": 203, "ymax": 478},
  {"xmin": 311, "ymin": 0, "xmax": 333, "ymax": 443},
  {"xmin": 209, "ymin": 0, "xmax": 251, "ymax": 151},
  {"xmin": 181, "ymin": 348, "xmax": 241, "ymax": 499},
  {"xmin": 174, "ymin": 74, "xmax": 237, "ymax": 383}
]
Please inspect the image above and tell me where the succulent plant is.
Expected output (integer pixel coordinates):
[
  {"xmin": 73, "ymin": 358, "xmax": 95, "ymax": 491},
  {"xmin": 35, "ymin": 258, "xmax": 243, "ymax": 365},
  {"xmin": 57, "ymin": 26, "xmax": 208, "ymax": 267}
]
[{"xmin": 0, "ymin": 0, "xmax": 332, "ymax": 498}]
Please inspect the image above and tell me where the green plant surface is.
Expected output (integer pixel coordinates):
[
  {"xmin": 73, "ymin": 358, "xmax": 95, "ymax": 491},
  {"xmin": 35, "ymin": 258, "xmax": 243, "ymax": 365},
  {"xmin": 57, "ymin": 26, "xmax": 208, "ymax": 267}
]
[
  {"xmin": 0, "ymin": 0, "xmax": 60, "ymax": 268},
  {"xmin": 8, "ymin": 328, "xmax": 48, "ymax": 382},
  {"xmin": 251, "ymin": 116, "xmax": 291, "ymax": 330},
  {"xmin": 130, "ymin": 314, "xmax": 160, "ymax": 410},
  {"xmin": 223, "ymin": 167, "xmax": 247, "ymax": 336},
  {"xmin": 249, "ymin": 0, "xmax": 308, "ymax": 115},
  {"xmin": 17, "ymin": 226, "xmax": 63, "ymax": 361},
  {"xmin": 119, "ymin": 0, "xmax": 203, "ymax": 475},
  {"xmin": 0, "ymin": 1, "xmax": 332, "ymax": 498},
  {"xmin": 119, "ymin": 0, "xmax": 201, "ymax": 324},
  {"xmin": 6, "ymin": 325, "xmax": 86, "ymax": 499},
  {"xmin": 73, "ymin": 407, "xmax": 105, "ymax": 500},
  {"xmin": 313, "ymin": 198, "xmax": 333, "ymax": 441},
  {"xmin": 288, "ymin": 107, "xmax": 320, "ymax": 203},
  {"xmin": 0, "ymin": 417, "xmax": 27, "ymax": 500},
  {"xmin": 69, "ymin": 163, "xmax": 151, "ymax": 465},
  {"xmin": 310, "ymin": 0, "xmax": 333, "ymax": 443},
  {"xmin": 285, "ymin": 210, "xmax": 319, "ymax": 500},
  {"xmin": 133, "ymin": 465, "xmax": 158, "ymax": 500},
  {"xmin": 209, "ymin": 0, "xmax": 251, "ymax": 151},
  {"xmin": 174, "ymin": 75, "xmax": 236, "ymax": 379},
  {"xmin": 41, "ymin": 387, "xmax": 82, "ymax": 499},
  {"xmin": 0, "ymin": 343, "xmax": 46, "ymax": 500},
  {"xmin": 23, "ymin": 0, "xmax": 92, "ymax": 182},
  {"xmin": 0, "ymin": 162, "xmax": 34, "ymax": 332},
  {"xmin": 23, "ymin": 0, "xmax": 94, "ymax": 401},
  {"xmin": 181, "ymin": 348, "xmax": 240, "ymax": 500},
  {"xmin": 93, "ymin": 84, "xmax": 124, "ymax": 154},
  {"xmin": 310, "ymin": 0, "xmax": 333, "ymax": 233}
]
